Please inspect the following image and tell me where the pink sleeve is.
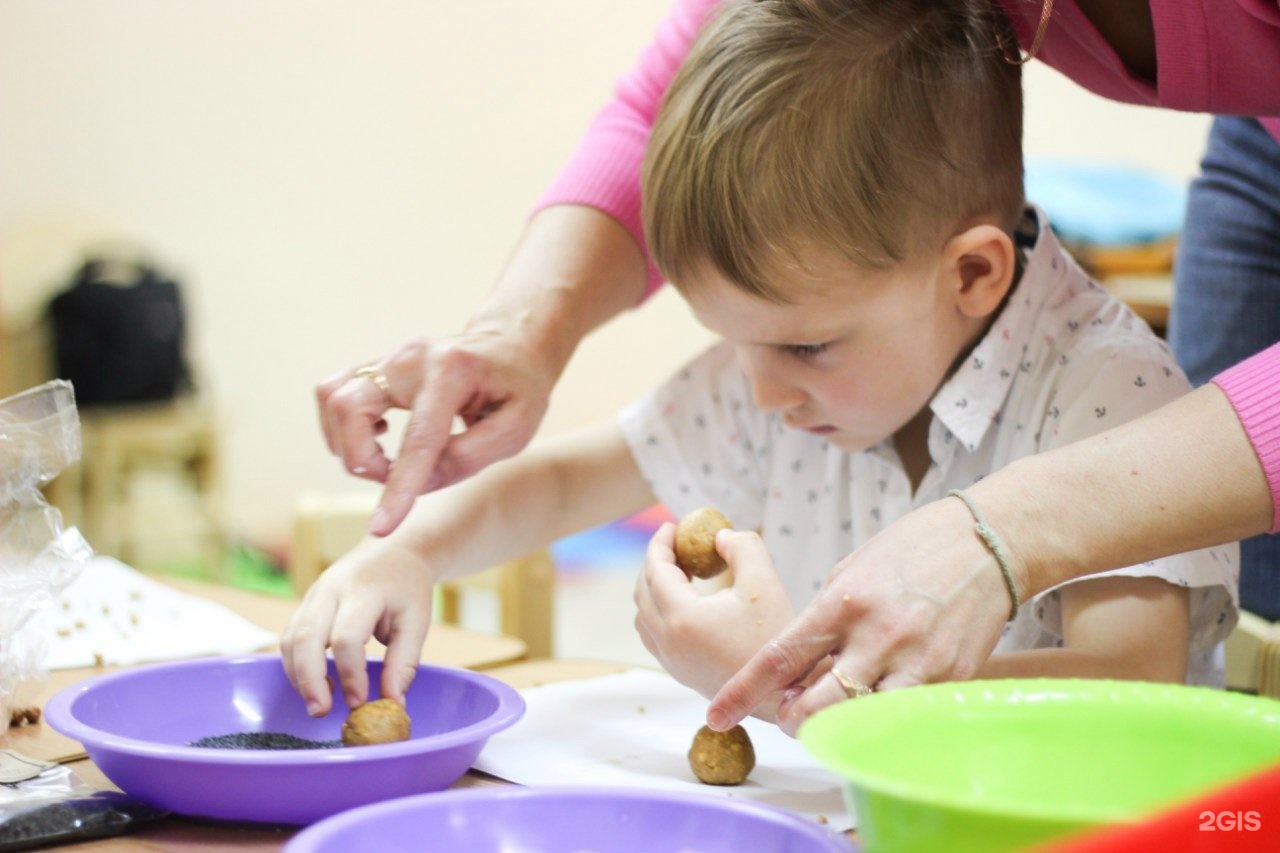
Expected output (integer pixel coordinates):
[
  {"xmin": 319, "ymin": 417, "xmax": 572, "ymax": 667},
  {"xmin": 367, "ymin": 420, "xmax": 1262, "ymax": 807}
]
[
  {"xmin": 1212, "ymin": 341, "xmax": 1280, "ymax": 532},
  {"xmin": 1151, "ymin": 0, "xmax": 1280, "ymax": 116},
  {"xmin": 532, "ymin": 0, "xmax": 722, "ymax": 299}
]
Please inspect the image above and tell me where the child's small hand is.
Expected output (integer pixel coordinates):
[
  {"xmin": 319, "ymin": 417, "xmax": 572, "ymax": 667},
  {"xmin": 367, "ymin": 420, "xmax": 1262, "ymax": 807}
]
[
  {"xmin": 634, "ymin": 522, "xmax": 794, "ymax": 715},
  {"xmin": 281, "ymin": 537, "xmax": 436, "ymax": 717}
]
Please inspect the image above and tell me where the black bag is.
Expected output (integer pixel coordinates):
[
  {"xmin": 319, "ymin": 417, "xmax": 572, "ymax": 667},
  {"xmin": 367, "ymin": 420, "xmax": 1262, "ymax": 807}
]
[{"xmin": 48, "ymin": 258, "xmax": 192, "ymax": 406}]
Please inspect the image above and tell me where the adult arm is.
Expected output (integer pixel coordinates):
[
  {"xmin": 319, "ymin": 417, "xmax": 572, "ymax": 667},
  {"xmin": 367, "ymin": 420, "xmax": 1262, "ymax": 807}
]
[
  {"xmin": 708, "ymin": 368, "xmax": 1274, "ymax": 737},
  {"xmin": 318, "ymin": 0, "xmax": 718, "ymax": 536}
]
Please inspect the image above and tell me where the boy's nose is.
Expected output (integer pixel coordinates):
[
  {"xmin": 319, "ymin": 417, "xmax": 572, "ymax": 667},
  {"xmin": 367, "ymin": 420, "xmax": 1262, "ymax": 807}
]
[{"xmin": 747, "ymin": 362, "xmax": 806, "ymax": 414}]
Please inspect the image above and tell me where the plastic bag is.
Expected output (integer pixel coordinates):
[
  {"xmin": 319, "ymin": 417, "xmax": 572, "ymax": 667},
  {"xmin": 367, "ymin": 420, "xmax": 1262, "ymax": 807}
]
[
  {"xmin": 0, "ymin": 759, "xmax": 166, "ymax": 851},
  {"xmin": 0, "ymin": 381, "xmax": 92, "ymax": 735}
]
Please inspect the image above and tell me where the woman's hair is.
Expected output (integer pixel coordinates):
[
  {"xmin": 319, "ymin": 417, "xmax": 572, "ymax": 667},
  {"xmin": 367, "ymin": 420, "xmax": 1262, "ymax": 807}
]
[{"xmin": 642, "ymin": 0, "xmax": 1024, "ymax": 301}]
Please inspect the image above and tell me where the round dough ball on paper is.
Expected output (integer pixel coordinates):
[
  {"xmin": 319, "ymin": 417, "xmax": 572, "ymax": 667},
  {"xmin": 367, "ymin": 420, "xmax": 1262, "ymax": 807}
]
[{"xmin": 688, "ymin": 723, "xmax": 755, "ymax": 785}]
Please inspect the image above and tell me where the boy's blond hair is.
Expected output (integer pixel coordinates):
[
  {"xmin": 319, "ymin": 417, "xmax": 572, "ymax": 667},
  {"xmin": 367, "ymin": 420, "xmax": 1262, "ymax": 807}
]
[{"xmin": 643, "ymin": 0, "xmax": 1024, "ymax": 301}]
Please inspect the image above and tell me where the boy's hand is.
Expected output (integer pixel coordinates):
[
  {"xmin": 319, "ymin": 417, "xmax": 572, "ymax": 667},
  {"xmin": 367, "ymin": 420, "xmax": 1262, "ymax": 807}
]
[
  {"xmin": 281, "ymin": 537, "xmax": 436, "ymax": 716},
  {"xmin": 634, "ymin": 523, "xmax": 794, "ymax": 716}
]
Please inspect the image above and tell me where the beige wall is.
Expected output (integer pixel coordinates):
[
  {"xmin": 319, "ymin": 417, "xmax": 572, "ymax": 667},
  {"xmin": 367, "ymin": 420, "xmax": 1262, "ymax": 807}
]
[{"xmin": 0, "ymin": 2, "xmax": 1212, "ymax": 549}]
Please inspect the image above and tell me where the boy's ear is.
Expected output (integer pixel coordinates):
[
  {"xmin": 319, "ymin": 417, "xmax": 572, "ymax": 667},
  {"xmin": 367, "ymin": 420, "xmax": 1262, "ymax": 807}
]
[{"xmin": 942, "ymin": 224, "xmax": 1016, "ymax": 319}]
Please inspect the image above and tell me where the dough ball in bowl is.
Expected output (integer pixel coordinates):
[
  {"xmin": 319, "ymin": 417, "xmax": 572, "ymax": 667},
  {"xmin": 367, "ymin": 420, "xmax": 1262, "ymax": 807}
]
[{"xmin": 343, "ymin": 698, "xmax": 412, "ymax": 746}]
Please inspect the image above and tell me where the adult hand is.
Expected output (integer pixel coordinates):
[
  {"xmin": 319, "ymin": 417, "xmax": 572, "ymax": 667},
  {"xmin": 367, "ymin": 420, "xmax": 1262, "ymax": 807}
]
[
  {"xmin": 316, "ymin": 207, "xmax": 649, "ymax": 538},
  {"xmin": 316, "ymin": 331, "xmax": 558, "ymax": 536},
  {"xmin": 634, "ymin": 523, "xmax": 795, "ymax": 719},
  {"xmin": 707, "ymin": 495, "xmax": 1020, "ymax": 737},
  {"xmin": 281, "ymin": 535, "xmax": 436, "ymax": 717}
]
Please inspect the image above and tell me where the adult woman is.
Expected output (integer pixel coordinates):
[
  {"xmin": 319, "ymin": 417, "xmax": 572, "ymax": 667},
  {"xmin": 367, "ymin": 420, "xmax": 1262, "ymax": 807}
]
[
  {"xmin": 710, "ymin": 373, "xmax": 1276, "ymax": 735},
  {"xmin": 319, "ymin": 0, "xmax": 1280, "ymax": 730}
]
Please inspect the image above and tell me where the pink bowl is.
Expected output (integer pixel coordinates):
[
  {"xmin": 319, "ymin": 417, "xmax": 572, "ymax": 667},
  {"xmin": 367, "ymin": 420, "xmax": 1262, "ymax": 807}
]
[
  {"xmin": 285, "ymin": 786, "xmax": 855, "ymax": 852},
  {"xmin": 44, "ymin": 654, "xmax": 524, "ymax": 824}
]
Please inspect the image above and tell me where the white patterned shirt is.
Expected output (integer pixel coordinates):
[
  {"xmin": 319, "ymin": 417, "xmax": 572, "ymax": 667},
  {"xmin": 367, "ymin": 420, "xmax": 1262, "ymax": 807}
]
[{"xmin": 619, "ymin": 207, "xmax": 1238, "ymax": 686}]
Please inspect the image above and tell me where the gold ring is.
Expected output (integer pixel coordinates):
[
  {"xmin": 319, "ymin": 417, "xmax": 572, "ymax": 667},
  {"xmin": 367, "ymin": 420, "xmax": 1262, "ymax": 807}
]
[
  {"xmin": 355, "ymin": 365, "xmax": 392, "ymax": 397},
  {"xmin": 830, "ymin": 667, "xmax": 874, "ymax": 699}
]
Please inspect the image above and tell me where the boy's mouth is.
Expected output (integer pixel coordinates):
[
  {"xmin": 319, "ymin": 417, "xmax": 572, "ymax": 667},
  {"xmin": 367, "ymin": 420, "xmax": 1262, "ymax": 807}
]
[
  {"xmin": 790, "ymin": 420, "xmax": 836, "ymax": 436},
  {"xmin": 784, "ymin": 412, "xmax": 829, "ymax": 433}
]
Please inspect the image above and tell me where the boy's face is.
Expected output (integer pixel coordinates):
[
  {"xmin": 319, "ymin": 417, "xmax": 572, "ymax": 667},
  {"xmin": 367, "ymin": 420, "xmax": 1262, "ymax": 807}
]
[{"xmin": 682, "ymin": 249, "xmax": 981, "ymax": 455}]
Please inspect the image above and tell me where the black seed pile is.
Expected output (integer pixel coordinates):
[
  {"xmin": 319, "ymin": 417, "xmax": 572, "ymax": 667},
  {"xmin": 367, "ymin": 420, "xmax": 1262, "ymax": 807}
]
[{"xmin": 189, "ymin": 732, "xmax": 342, "ymax": 750}]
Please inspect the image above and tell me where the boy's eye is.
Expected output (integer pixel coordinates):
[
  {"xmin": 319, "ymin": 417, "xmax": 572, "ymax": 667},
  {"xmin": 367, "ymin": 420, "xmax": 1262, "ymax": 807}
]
[{"xmin": 783, "ymin": 342, "xmax": 829, "ymax": 359}]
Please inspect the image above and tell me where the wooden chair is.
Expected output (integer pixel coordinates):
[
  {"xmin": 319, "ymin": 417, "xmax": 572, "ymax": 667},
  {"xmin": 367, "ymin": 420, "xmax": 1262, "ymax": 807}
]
[
  {"xmin": 288, "ymin": 490, "xmax": 555, "ymax": 659},
  {"xmin": 1027, "ymin": 159, "xmax": 1180, "ymax": 337},
  {"xmin": 74, "ymin": 395, "xmax": 224, "ymax": 576},
  {"xmin": 1224, "ymin": 609, "xmax": 1280, "ymax": 698},
  {"xmin": 1073, "ymin": 239, "xmax": 1175, "ymax": 337},
  {"xmin": 1, "ymin": 217, "xmax": 226, "ymax": 575}
]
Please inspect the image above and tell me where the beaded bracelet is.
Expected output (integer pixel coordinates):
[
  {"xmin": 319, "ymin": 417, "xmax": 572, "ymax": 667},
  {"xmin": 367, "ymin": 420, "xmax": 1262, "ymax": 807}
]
[{"xmin": 948, "ymin": 489, "xmax": 1021, "ymax": 622}]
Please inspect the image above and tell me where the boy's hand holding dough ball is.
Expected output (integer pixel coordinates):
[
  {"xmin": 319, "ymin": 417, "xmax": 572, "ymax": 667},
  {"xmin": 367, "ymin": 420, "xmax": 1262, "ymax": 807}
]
[
  {"xmin": 673, "ymin": 508, "xmax": 755, "ymax": 785},
  {"xmin": 674, "ymin": 507, "xmax": 733, "ymax": 579}
]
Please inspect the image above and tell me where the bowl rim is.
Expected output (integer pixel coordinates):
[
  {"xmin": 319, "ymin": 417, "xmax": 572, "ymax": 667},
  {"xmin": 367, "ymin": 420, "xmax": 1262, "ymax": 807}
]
[
  {"xmin": 799, "ymin": 677, "xmax": 1280, "ymax": 825},
  {"xmin": 44, "ymin": 653, "xmax": 526, "ymax": 766},
  {"xmin": 284, "ymin": 784, "xmax": 852, "ymax": 852}
]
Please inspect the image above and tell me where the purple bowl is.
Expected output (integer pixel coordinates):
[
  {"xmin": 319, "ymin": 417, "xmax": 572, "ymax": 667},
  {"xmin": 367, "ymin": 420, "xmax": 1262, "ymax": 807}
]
[
  {"xmin": 284, "ymin": 786, "xmax": 855, "ymax": 853},
  {"xmin": 44, "ymin": 654, "xmax": 524, "ymax": 824}
]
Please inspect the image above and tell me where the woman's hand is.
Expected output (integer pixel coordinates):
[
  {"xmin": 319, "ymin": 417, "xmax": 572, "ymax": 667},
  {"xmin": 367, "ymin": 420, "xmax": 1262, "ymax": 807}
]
[
  {"xmin": 634, "ymin": 523, "xmax": 795, "ymax": 719},
  {"xmin": 316, "ymin": 330, "xmax": 558, "ymax": 537},
  {"xmin": 316, "ymin": 206, "xmax": 649, "ymax": 538},
  {"xmin": 281, "ymin": 535, "xmax": 437, "ymax": 716},
  {"xmin": 707, "ymin": 496, "xmax": 1014, "ymax": 737}
]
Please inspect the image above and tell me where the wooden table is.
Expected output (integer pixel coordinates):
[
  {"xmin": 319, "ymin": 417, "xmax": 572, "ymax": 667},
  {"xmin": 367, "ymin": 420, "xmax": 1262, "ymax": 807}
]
[{"xmin": 10, "ymin": 659, "xmax": 624, "ymax": 851}]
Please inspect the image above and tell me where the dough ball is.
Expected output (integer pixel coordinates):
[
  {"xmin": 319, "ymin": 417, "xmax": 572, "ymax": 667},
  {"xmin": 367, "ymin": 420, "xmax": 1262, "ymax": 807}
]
[
  {"xmin": 342, "ymin": 698, "xmax": 411, "ymax": 746},
  {"xmin": 688, "ymin": 724, "xmax": 755, "ymax": 785},
  {"xmin": 674, "ymin": 507, "xmax": 733, "ymax": 579}
]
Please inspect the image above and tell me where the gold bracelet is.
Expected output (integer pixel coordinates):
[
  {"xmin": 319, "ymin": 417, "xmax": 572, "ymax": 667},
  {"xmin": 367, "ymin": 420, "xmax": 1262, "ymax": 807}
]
[{"xmin": 948, "ymin": 489, "xmax": 1021, "ymax": 622}]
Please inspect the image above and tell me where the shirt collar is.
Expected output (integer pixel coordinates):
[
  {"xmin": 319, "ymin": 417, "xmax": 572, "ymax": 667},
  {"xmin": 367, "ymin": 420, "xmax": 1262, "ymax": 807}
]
[{"xmin": 928, "ymin": 205, "xmax": 1074, "ymax": 454}]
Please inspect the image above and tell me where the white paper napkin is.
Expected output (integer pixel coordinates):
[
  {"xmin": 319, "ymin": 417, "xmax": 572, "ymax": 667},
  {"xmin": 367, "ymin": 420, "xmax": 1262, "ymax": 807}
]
[
  {"xmin": 24, "ymin": 556, "xmax": 278, "ymax": 669},
  {"xmin": 473, "ymin": 668, "xmax": 852, "ymax": 829}
]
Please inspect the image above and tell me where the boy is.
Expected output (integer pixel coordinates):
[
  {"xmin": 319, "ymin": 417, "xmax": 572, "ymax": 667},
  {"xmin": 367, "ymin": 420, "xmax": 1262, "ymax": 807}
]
[{"xmin": 283, "ymin": 0, "xmax": 1236, "ymax": 720}]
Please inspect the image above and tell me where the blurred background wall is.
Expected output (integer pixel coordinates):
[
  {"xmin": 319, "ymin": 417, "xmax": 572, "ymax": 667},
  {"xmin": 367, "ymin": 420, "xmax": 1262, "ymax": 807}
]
[{"xmin": 0, "ymin": 1, "xmax": 1211, "ymax": 559}]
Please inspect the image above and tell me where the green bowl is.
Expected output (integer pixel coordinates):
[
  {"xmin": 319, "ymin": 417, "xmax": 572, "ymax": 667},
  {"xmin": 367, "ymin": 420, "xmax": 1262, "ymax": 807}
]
[{"xmin": 799, "ymin": 679, "xmax": 1280, "ymax": 853}]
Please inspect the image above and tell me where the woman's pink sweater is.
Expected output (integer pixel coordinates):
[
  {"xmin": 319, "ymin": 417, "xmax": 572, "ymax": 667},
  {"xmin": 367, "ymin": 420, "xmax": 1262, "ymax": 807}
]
[
  {"xmin": 536, "ymin": 0, "xmax": 1280, "ymax": 528},
  {"xmin": 1214, "ymin": 344, "xmax": 1280, "ymax": 531}
]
